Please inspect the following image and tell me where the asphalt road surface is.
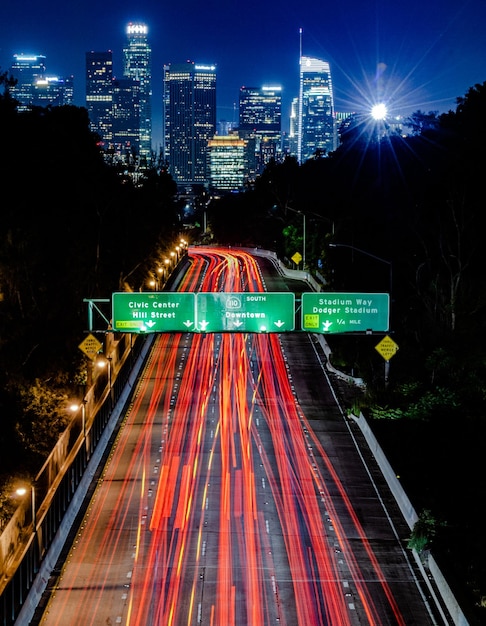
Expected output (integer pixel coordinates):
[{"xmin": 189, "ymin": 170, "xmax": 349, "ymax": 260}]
[{"xmin": 35, "ymin": 248, "xmax": 445, "ymax": 625}]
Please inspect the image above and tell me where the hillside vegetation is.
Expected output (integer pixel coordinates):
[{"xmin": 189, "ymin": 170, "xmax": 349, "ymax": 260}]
[{"xmin": 1, "ymin": 70, "xmax": 486, "ymax": 623}]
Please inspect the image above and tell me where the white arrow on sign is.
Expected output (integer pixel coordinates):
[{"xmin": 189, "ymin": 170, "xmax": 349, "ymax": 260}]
[
  {"xmin": 198, "ymin": 320, "xmax": 210, "ymax": 331},
  {"xmin": 183, "ymin": 320, "xmax": 194, "ymax": 328},
  {"xmin": 232, "ymin": 320, "xmax": 243, "ymax": 328},
  {"xmin": 274, "ymin": 320, "xmax": 286, "ymax": 328},
  {"xmin": 145, "ymin": 320, "xmax": 156, "ymax": 328}
]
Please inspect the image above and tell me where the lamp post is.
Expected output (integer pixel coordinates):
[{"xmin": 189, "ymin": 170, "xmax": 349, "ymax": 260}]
[
  {"xmin": 16, "ymin": 484, "xmax": 36, "ymax": 534},
  {"xmin": 97, "ymin": 355, "xmax": 113, "ymax": 408},
  {"xmin": 329, "ymin": 243, "xmax": 392, "ymax": 296},
  {"xmin": 70, "ymin": 400, "xmax": 87, "ymax": 438},
  {"xmin": 107, "ymin": 356, "xmax": 113, "ymax": 408},
  {"xmin": 157, "ymin": 266, "xmax": 164, "ymax": 288},
  {"xmin": 330, "ymin": 242, "xmax": 393, "ymax": 387}
]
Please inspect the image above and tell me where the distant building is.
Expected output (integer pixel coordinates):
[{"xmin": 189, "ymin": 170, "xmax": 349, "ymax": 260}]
[
  {"xmin": 123, "ymin": 23, "xmax": 152, "ymax": 159},
  {"xmin": 163, "ymin": 61, "xmax": 217, "ymax": 188},
  {"xmin": 85, "ymin": 51, "xmax": 114, "ymax": 146},
  {"xmin": 112, "ymin": 77, "xmax": 140, "ymax": 156},
  {"xmin": 288, "ymin": 97, "xmax": 299, "ymax": 157},
  {"xmin": 297, "ymin": 56, "xmax": 336, "ymax": 162},
  {"xmin": 238, "ymin": 85, "xmax": 282, "ymax": 179},
  {"xmin": 9, "ymin": 54, "xmax": 73, "ymax": 110},
  {"xmin": 208, "ymin": 134, "xmax": 247, "ymax": 193},
  {"xmin": 31, "ymin": 75, "xmax": 74, "ymax": 107}
]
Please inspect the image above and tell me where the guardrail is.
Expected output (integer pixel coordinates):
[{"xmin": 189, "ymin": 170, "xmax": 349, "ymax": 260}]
[{"xmin": 0, "ymin": 333, "xmax": 152, "ymax": 626}]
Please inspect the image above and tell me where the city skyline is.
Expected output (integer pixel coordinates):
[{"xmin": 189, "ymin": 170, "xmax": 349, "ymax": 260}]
[{"xmin": 1, "ymin": 0, "xmax": 485, "ymax": 150}]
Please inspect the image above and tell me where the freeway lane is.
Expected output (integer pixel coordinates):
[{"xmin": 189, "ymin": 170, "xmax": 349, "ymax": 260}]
[{"xmin": 37, "ymin": 247, "xmax": 441, "ymax": 625}]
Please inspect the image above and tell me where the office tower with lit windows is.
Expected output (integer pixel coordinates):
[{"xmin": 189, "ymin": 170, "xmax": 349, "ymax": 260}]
[
  {"xmin": 208, "ymin": 134, "xmax": 247, "ymax": 193},
  {"xmin": 297, "ymin": 56, "xmax": 336, "ymax": 162},
  {"xmin": 112, "ymin": 78, "xmax": 140, "ymax": 156},
  {"xmin": 238, "ymin": 85, "xmax": 282, "ymax": 179},
  {"xmin": 85, "ymin": 51, "xmax": 114, "ymax": 147},
  {"xmin": 31, "ymin": 75, "xmax": 74, "ymax": 107},
  {"xmin": 10, "ymin": 54, "xmax": 46, "ymax": 109},
  {"xmin": 288, "ymin": 97, "xmax": 299, "ymax": 156},
  {"xmin": 9, "ymin": 54, "xmax": 73, "ymax": 110},
  {"xmin": 123, "ymin": 23, "xmax": 152, "ymax": 158},
  {"xmin": 163, "ymin": 61, "xmax": 217, "ymax": 187}
]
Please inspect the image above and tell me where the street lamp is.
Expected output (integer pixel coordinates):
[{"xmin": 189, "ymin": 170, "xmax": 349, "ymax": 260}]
[
  {"xmin": 97, "ymin": 355, "xmax": 113, "ymax": 408},
  {"xmin": 330, "ymin": 242, "xmax": 393, "ymax": 387},
  {"xmin": 157, "ymin": 266, "xmax": 164, "ymax": 287},
  {"xmin": 16, "ymin": 483, "xmax": 36, "ymax": 534},
  {"xmin": 329, "ymin": 243, "xmax": 392, "ymax": 296},
  {"xmin": 70, "ymin": 400, "xmax": 87, "ymax": 438}
]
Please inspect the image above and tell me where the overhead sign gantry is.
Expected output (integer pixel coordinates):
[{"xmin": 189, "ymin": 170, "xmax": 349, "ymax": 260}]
[{"xmin": 111, "ymin": 291, "xmax": 389, "ymax": 334}]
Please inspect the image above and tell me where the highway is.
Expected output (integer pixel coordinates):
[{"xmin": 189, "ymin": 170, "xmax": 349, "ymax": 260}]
[{"xmin": 37, "ymin": 247, "xmax": 442, "ymax": 625}]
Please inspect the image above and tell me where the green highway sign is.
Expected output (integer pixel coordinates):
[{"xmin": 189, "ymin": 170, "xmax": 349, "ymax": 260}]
[
  {"xmin": 301, "ymin": 292, "xmax": 389, "ymax": 333},
  {"xmin": 112, "ymin": 292, "xmax": 196, "ymax": 333},
  {"xmin": 196, "ymin": 292, "xmax": 295, "ymax": 332}
]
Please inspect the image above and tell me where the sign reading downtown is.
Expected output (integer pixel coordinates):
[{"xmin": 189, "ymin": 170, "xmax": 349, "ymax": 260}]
[
  {"xmin": 196, "ymin": 292, "xmax": 295, "ymax": 332},
  {"xmin": 301, "ymin": 292, "xmax": 390, "ymax": 333},
  {"xmin": 112, "ymin": 292, "xmax": 295, "ymax": 333}
]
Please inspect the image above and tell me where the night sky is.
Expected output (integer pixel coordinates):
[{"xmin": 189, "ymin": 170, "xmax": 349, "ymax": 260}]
[{"xmin": 1, "ymin": 0, "xmax": 485, "ymax": 148}]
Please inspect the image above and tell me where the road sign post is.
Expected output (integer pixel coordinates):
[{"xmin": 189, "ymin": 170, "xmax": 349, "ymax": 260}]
[
  {"xmin": 301, "ymin": 292, "xmax": 390, "ymax": 333},
  {"xmin": 375, "ymin": 335, "xmax": 399, "ymax": 387},
  {"xmin": 112, "ymin": 292, "xmax": 196, "ymax": 333},
  {"xmin": 196, "ymin": 292, "xmax": 295, "ymax": 332}
]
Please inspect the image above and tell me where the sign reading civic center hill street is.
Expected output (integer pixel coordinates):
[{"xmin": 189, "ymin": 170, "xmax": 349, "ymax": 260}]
[
  {"xmin": 112, "ymin": 292, "xmax": 196, "ymax": 333},
  {"xmin": 301, "ymin": 292, "xmax": 389, "ymax": 334},
  {"xmin": 196, "ymin": 292, "xmax": 295, "ymax": 332}
]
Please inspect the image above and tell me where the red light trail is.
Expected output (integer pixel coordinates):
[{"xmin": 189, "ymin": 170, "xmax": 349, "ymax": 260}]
[{"xmin": 41, "ymin": 247, "xmax": 414, "ymax": 625}]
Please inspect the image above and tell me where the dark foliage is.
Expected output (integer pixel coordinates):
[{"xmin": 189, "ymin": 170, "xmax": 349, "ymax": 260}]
[
  {"xmin": 205, "ymin": 81, "xmax": 486, "ymax": 623},
  {"xmin": 2, "ymin": 70, "xmax": 486, "ymax": 621},
  {"xmin": 0, "ymin": 84, "xmax": 181, "ymax": 475}
]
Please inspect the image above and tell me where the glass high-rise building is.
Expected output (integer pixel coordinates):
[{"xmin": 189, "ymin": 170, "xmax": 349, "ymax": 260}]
[
  {"xmin": 112, "ymin": 78, "xmax": 140, "ymax": 155},
  {"xmin": 86, "ymin": 51, "xmax": 114, "ymax": 146},
  {"xmin": 123, "ymin": 23, "xmax": 152, "ymax": 159},
  {"xmin": 10, "ymin": 54, "xmax": 73, "ymax": 111},
  {"xmin": 297, "ymin": 56, "xmax": 336, "ymax": 163},
  {"xmin": 208, "ymin": 134, "xmax": 247, "ymax": 193},
  {"xmin": 31, "ymin": 75, "xmax": 74, "ymax": 107},
  {"xmin": 163, "ymin": 61, "xmax": 217, "ymax": 187},
  {"xmin": 238, "ymin": 85, "xmax": 282, "ymax": 178}
]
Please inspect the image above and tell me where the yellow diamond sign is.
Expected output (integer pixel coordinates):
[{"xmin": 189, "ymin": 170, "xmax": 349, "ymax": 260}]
[
  {"xmin": 78, "ymin": 333, "xmax": 103, "ymax": 360},
  {"xmin": 375, "ymin": 335, "xmax": 399, "ymax": 361},
  {"xmin": 291, "ymin": 251, "xmax": 302, "ymax": 265}
]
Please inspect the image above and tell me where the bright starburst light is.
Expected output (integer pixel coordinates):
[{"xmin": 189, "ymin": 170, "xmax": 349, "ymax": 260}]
[{"xmin": 371, "ymin": 103, "xmax": 387, "ymax": 120}]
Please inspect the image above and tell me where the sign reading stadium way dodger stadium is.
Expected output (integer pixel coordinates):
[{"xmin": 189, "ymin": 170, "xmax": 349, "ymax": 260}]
[{"xmin": 301, "ymin": 292, "xmax": 390, "ymax": 333}]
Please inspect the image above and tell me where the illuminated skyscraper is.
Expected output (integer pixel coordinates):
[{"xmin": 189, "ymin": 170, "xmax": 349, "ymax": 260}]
[
  {"xmin": 123, "ymin": 23, "xmax": 152, "ymax": 158},
  {"xmin": 163, "ymin": 61, "xmax": 217, "ymax": 187},
  {"xmin": 238, "ymin": 85, "xmax": 282, "ymax": 178},
  {"xmin": 10, "ymin": 54, "xmax": 73, "ymax": 110},
  {"xmin": 85, "ymin": 51, "xmax": 114, "ymax": 146},
  {"xmin": 208, "ymin": 134, "xmax": 247, "ymax": 193},
  {"xmin": 297, "ymin": 56, "xmax": 336, "ymax": 162},
  {"xmin": 112, "ymin": 78, "xmax": 140, "ymax": 155}
]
